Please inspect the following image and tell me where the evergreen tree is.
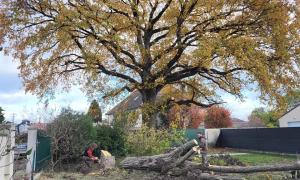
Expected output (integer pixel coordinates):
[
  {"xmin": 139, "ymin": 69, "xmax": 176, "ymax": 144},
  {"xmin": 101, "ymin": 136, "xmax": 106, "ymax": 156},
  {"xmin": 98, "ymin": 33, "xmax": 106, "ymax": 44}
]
[
  {"xmin": 0, "ymin": 107, "xmax": 4, "ymax": 123},
  {"xmin": 87, "ymin": 100, "xmax": 102, "ymax": 123}
]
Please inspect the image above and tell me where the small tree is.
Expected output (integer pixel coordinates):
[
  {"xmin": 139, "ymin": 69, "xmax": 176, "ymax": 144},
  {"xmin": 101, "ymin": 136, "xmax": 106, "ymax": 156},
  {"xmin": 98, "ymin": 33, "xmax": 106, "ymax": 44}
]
[
  {"xmin": 188, "ymin": 105, "xmax": 206, "ymax": 129},
  {"xmin": 248, "ymin": 114, "xmax": 266, "ymax": 127},
  {"xmin": 87, "ymin": 100, "xmax": 102, "ymax": 123},
  {"xmin": 166, "ymin": 104, "xmax": 206, "ymax": 129},
  {"xmin": 205, "ymin": 106, "xmax": 232, "ymax": 128},
  {"xmin": 166, "ymin": 104, "xmax": 186, "ymax": 128},
  {"xmin": 0, "ymin": 107, "xmax": 4, "ymax": 123},
  {"xmin": 47, "ymin": 108, "xmax": 96, "ymax": 170},
  {"xmin": 249, "ymin": 108, "xmax": 277, "ymax": 127}
]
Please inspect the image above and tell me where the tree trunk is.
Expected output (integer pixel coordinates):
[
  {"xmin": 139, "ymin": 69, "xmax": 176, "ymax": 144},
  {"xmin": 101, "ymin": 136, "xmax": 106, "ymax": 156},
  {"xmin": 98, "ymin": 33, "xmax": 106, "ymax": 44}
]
[
  {"xmin": 140, "ymin": 88, "xmax": 159, "ymax": 128},
  {"xmin": 120, "ymin": 140, "xmax": 198, "ymax": 171}
]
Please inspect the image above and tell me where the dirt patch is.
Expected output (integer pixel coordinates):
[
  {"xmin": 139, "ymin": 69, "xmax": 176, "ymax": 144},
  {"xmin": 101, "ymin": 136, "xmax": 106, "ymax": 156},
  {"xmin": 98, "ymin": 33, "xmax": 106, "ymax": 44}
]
[{"xmin": 39, "ymin": 169, "xmax": 188, "ymax": 180}]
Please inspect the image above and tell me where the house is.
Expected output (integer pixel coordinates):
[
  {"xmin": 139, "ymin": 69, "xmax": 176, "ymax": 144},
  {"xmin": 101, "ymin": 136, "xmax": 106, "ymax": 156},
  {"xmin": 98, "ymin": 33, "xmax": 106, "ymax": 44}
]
[
  {"xmin": 16, "ymin": 120, "xmax": 31, "ymax": 134},
  {"xmin": 231, "ymin": 118, "xmax": 249, "ymax": 128},
  {"xmin": 16, "ymin": 120, "xmax": 48, "ymax": 134},
  {"xmin": 106, "ymin": 90, "xmax": 143, "ymax": 128},
  {"xmin": 105, "ymin": 87, "xmax": 204, "ymax": 128},
  {"xmin": 31, "ymin": 122, "xmax": 47, "ymax": 130},
  {"xmin": 279, "ymin": 103, "xmax": 300, "ymax": 127}
]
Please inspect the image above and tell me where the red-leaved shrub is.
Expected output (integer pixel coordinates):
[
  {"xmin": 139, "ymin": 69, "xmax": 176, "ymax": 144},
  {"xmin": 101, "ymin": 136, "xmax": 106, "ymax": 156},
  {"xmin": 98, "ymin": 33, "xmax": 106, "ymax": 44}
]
[{"xmin": 205, "ymin": 106, "xmax": 232, "ymax": 128}]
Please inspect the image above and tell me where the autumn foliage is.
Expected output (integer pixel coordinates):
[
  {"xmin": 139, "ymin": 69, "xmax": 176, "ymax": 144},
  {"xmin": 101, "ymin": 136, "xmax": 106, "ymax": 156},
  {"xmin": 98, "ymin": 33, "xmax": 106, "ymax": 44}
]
[
  {"xmin": 1, "ymin": 1, "xmax": 300, "ymax": 127},
  {"xmin": 166, "ymin": 104, "xmax": 206, "ymax": 129},
  {"xmin": 166, "ymin": 104, "xmax": 232, "ymax": 129},
  {"xmin": 205, "ymin": 106, "xmax": 232, "ymax": 128}
]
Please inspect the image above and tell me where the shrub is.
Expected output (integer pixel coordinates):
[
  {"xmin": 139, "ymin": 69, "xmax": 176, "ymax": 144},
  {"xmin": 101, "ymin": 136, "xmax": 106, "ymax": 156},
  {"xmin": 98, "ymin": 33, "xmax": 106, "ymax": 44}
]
[
  {"xmin": 113, "ymin": 111, "xmax": 139, "ymax": 131},
  {"xmin": 188, "ymin": 105, "xmax": 206, "ymax": 128},
  {"xmin": 205, "ymin": 106, "xmax": 232, "ymax": 128},
  {"xmin": 125, "ymin": 125, "xmax": 184, "ymax": 156},
  {"xmin": 208, "ymin": 154, "xmax": 245, "ymax": 166},
  {"xmin": 46, "ymin": 108, "xmax": 96, "ymax": 169},
  {"xmin": 94, "ymin": 125, "xmax": 126, "ymax": 157}
]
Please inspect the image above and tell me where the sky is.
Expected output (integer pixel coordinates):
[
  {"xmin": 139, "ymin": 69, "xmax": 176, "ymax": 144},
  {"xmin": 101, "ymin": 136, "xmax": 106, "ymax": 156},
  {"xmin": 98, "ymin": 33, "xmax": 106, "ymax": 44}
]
[{"xmin": 0, "ymin": 52, "xmax": 262, "ymax": 123}]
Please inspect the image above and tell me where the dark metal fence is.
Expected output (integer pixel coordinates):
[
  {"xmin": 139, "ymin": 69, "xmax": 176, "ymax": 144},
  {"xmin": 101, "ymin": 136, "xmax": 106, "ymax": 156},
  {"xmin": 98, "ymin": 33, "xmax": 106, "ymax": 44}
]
[{"xmin": 216, "ymin": 127, "xmax": 300, "ymax": 154}]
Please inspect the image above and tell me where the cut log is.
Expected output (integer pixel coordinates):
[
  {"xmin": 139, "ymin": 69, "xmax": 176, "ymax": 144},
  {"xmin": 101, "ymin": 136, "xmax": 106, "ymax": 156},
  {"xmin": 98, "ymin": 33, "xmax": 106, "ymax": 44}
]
[
  {"xmin": 186, "ymin": 161, "xmax": 300, "ymax": 173},
  {"xmin": 120, "ymin": 140, "xmax": 198, "ymax": 171},
  {"xmin": 161, "ymin": 146, "xmax": 198, "ymax": 173}
]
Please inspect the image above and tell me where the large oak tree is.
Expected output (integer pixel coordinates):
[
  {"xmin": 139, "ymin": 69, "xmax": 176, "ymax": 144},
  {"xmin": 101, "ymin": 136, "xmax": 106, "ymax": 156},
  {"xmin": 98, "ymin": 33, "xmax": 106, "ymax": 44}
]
[{"xmin": 1, "ymin": 0, "xmax": 300, "ymax": 127}]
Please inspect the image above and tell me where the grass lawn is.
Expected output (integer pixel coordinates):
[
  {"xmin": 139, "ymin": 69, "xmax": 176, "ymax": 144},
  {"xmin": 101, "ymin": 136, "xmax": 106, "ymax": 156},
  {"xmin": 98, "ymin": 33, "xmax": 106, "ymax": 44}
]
[
  {"xmin": 206, "ymin": 152, "xmax": 298, "ymax": 179},
  {"xmin": 233, "ymin": 153, "xmax": 297, "ymax": 165}
]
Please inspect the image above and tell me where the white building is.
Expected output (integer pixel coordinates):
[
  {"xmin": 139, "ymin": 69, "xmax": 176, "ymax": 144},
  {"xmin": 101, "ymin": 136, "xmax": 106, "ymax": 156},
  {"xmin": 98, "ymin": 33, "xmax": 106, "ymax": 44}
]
[
  {"xmin": 105, "ymin": 90, "xmax": 143, "ymax": 128},
  {"xmin": 279, "ymin": 104, "xmax": 300, "ymax": 127}
]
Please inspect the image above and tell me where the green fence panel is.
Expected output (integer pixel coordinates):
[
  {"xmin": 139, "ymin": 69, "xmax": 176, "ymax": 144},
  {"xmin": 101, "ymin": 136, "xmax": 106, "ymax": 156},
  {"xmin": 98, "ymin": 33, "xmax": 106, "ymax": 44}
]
[
  {"xmin": 185, "ymin": 128, "xmax": 205, "ymax": 141},
  {"xmin": 35, "ymin": 130, "xmax": 51, "ymax": 172}
]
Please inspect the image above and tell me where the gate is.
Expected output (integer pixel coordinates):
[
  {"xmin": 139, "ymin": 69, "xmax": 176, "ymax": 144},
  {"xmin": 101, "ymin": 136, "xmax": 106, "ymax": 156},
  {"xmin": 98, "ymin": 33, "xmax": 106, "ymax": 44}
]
[{"xmin": 35, "ymin": 130, "xmax": 51, "ymax": 172}]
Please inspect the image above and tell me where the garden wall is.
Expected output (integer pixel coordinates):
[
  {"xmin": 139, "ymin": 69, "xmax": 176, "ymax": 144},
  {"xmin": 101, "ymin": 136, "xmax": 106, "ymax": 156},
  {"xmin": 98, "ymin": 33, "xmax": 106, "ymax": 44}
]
[
  {"xmin": 216, "ymin": 127, "xmax": 300, "ymax": 154},
  {"xmin": 0, "ymin": 124, "xmax": 15, "ymax": 180},
  {"xmin": 205, "ymin": 129, "xmax": 220, "ymax": 147}
]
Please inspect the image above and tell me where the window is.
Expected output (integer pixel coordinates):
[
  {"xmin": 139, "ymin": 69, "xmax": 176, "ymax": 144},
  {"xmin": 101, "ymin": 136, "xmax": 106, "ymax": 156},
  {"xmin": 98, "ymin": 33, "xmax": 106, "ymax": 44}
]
[{"xmin": 288, "ymin": 121, "xmax": 300, "ymax": 127}]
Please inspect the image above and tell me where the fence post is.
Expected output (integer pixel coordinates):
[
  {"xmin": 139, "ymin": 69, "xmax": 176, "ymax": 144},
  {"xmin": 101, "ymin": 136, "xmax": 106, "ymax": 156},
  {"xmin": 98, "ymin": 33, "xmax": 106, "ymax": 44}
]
[
  {"xmin": 26, "ymin": 128, "xmax": 37, "ymax": 179},
  {"xmin": 0, "ymin": 124, "xmax": 15, "ymax": 180}
]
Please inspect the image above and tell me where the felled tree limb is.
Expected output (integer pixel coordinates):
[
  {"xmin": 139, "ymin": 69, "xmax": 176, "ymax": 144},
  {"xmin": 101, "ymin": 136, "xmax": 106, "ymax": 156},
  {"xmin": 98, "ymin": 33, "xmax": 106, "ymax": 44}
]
[
  {"xmin": 120, "ymin": 140, "xmax": 198, "ymax": 171},
  {"xmin": 186, "ymin": 161, "xmax": 300, "ymax": 173},
  {"xmin": 168, "ymin": 168, "xmax": 243, "ymax": 180}
]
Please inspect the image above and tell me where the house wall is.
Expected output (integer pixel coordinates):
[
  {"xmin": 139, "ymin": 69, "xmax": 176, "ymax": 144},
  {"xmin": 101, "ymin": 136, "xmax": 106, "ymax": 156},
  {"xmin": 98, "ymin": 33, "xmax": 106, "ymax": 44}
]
[
  {"xmin": 279, "ymin": 105, "xmax": 300, "ymax": 127},
  {"xmin": 106, "ymin": 115, "xmax": 114, "ymax": 125},
  {"xmin": 18, "ymin": 124, "xmax": 30, "ymax": 134},
  {"xmin": 134, "ymin": 109, "xmax": 143, "ymax": 128},
  {"xmin": 106, "ymin": 109, "xmax": 143, "ymax": 128}
]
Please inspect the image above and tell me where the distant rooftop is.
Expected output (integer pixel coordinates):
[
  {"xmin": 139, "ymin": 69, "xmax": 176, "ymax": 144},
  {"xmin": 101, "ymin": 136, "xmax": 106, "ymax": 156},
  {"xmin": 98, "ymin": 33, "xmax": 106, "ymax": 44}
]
[{"xmin": 231, "ymin": 118, "xmax": 249, "ymax": 128}]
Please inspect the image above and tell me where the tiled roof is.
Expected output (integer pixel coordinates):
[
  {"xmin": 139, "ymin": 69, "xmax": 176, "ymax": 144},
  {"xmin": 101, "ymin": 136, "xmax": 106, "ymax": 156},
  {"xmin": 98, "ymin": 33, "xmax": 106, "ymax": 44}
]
[{"xmin": 106, "ymin": 90, "xmax": 142, "ymax": 115}]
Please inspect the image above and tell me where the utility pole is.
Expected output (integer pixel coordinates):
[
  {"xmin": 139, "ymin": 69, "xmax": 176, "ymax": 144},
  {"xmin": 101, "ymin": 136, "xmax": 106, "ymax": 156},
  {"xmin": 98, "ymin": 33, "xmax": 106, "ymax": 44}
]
[{"xmin": 11, "ymin": 113, "xmax": 15, "ymax": 124}]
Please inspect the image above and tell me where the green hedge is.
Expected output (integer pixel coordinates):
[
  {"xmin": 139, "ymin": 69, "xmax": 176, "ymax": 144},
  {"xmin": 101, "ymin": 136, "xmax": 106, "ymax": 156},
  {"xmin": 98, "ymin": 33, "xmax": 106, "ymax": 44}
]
[{"xmin": 94, "ymin": 125, "xmax": 126, "ymax": 157}]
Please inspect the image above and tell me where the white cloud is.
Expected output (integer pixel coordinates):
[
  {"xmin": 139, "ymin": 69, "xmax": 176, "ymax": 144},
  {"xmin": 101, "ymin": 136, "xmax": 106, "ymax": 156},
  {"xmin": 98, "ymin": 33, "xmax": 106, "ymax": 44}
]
[
  {"xmin": 222, "ymin": 94, "xmax": 262, "ymax": 121},
  {"xmin": 0, "ymin": 53, "xmax": 19, "ymax": 75}
]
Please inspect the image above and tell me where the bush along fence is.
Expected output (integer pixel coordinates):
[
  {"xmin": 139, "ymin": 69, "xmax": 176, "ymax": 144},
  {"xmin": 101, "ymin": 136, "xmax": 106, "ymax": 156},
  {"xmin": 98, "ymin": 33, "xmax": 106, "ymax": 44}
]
[{"xmin": 216, "ymin": 127, "xmax": 300, "ymax": 154}]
